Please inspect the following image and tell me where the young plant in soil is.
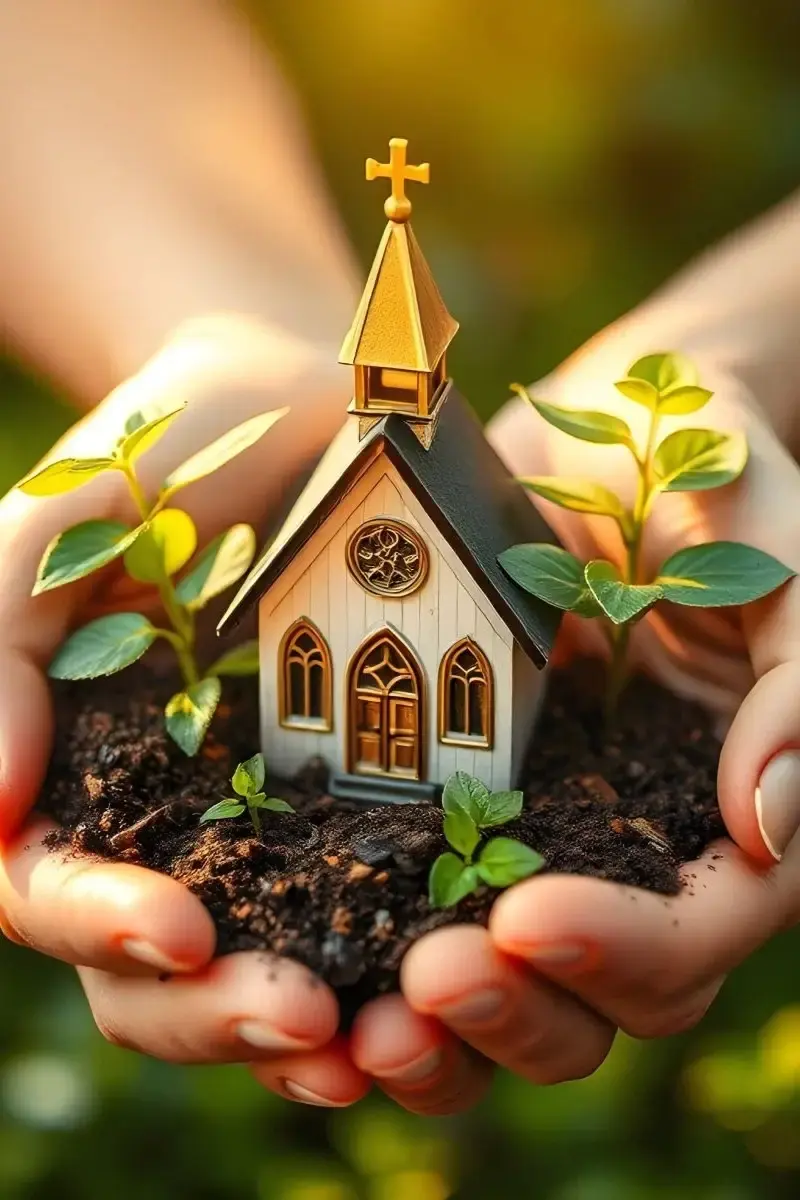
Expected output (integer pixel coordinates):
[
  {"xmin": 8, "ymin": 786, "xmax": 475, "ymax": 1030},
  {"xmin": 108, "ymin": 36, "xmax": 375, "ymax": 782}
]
[
  {"xmin": 19, "ymin": 402, "xmax": 288, "ymax": 754},
  {"xmin": 499, "ymin": 352, "xmax": 795, "ymax": 709},
  {"xmin": 200, "ymin": 753, "xmax": 294, "ymax": 833},
  {"xmin": 429, "ymin": 772, "xmax": 545, "ymax": 908}
]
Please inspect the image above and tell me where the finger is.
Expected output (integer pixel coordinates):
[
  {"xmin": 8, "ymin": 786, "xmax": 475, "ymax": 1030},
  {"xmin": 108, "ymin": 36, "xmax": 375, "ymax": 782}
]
[
  {"xmin": 722, "ymin": 588, "xmax": 800, "ymax": 864},
  {"xmin": 351, "ymin": 992, "xmax": 493, "ymax": 1116},
  {"xmin": 0, "ymin": 819, "xmax": 216, "ymax": 973},
  {"xmin": 716, "ymin": 420, "xmax": 800, "ymax": 862},
  {"xmin": 251, "ymin": 1036, "xmax": 371, "ymax": 1108},
  {"xmin": 490, "ymin": 846, "xmax": 774, "ymax": 1037},
  {"xmin": 79, "ymin": 951, "xmax": 340, "ymax": 1065},
  {"xmin": 0, "ymin": 652, "xmax": 53, "ymax": 836},
  {"xmin": 402, "ymin": 926, "xmax": 614, "ymax": 1085}
]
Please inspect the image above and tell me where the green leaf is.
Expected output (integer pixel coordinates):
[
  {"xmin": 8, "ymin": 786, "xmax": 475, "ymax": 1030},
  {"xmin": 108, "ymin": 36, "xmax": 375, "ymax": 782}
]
[
  {"xmin": 627, "ymin": 352, "xmax": 698, "ymax": 392},
  {"xmin": 123, "ymin": 509, "xmax": 198, "ymax": 583},
  {"xmin": 232, "ymin": 753, "xmax": 266, "ymax": 797},
  {"xmin": 253, "ymin": 796, "xmax": 295, "ymax": 815},
  {"xmin": 518, "ymin": 476, "xmax": 630, "ymax": 529},
  {"xmin": 657, "ymin": 542, "xmax": 795, "ymax": 608},
  {"xmin": 446, "ymin": 865, "xmax": 480, "ymax": 905},
  {"xmin": 162, "ymin": 408, "xmax": 289, "ymax": 498},
  {"xmin": 116, "ymin": 403, "xmax": 186, "ymax": 465},
  {"xmin": 584, "ymin": 560, "xmax": 663, "ymax": 624},
  {"xmin": 164, "ymin": 677, "xmax": 222, "ymax": 756},
  {"xmin": 206, "ymin": 640, "xmax": 260, "ymax": 677},
  {"xmin": 478, "ymin": 789, "xmax": 524, "ymax": 829},
  {"xmin": 34, "ymin": 520, "xmax": 142, "ymax": 595},
  {"xmin": 443, "ymin": 808, "xmax": 480, "ymax": 859},
  {"xmin": 613, "ymin": 377, "xmax": 659, "ymax": 410},
  {"xmin": 523, "ymin": 392, "xmax": 635, "ymax": 451},
  {"xmin": 49, "ymin": 613, "xmax": 156, "ymax": 680},
  {"xmin": 657, "ymin": 385, "xmax": 714, "ymax": 416},
  {"xmin": 653, "ymin": 429, "xmax": 747, "ymax": 492},
  {"xmin": 499, "ymin": 544, "xmax": 602, "ymax": 617},
  {"xmin": 175, "ymin": 525, "xmax": 257, "ymax": 611},
  {"xmin": 476, "ymin": 837, "xmax": 545, "ymax": 888},
  {"xmin": 200, "ymin": 800, "xmax": 246, "ymax": 824},
  {"xmin": 18, "ymin": 457, "xmax": 116, "ymax": 497},
  {"xmin": 442, "ymin": 771, "xmax": 490, "ymax": 823},
  {"xmin": 428, "ymin": 854, "xmax": 479, "ymax": 908}
]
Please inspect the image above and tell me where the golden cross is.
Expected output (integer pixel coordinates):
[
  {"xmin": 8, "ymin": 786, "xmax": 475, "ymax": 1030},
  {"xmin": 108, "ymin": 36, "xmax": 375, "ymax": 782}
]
[{"xmin": 366, "ymin": 137, "xmax": 430, "ymax": 223}]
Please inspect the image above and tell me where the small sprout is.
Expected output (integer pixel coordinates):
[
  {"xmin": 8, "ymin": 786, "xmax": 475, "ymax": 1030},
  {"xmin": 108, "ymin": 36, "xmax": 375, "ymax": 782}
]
[
  {"xmin": 499, "ymin": 352, "xmax": 795, "ymax": 713},
  {"xmin": 20, "ymin": 402, "xmax": 289, "ymax": 754},
  {"xmin": 201, "ymin": 753, "xmax": 294, "ymax": 834},
  {"xmin": 428, "ymin": 771, "xmax": 545, "ymax": 909}
]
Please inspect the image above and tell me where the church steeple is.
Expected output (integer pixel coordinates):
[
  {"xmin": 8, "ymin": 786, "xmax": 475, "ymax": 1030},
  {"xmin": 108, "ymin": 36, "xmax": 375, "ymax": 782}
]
[{"xmin": 339, "ymin": 138, "xmax": 459, "ymax": 448}]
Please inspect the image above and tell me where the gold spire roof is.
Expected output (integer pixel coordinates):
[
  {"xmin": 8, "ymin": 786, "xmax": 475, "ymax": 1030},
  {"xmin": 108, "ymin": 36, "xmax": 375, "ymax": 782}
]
[
  {"xmin": 339, "ymin": 137, "xmax": 459, "ymax": 373},
  {"xmin": 339, "ymin": 221, "xmax": 459, "ymax": 372}
]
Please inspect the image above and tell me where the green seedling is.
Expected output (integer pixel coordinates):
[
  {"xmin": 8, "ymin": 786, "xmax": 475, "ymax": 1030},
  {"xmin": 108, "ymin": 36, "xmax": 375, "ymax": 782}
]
[
  {"xmin": 200, "ymin": 753, "xmax": 294, "ymax": 833},
  {"xmin": 19, "ymin": 401, "xmax": 289, "ymax": 754},
  {"xmin": 499, "ymin": 351, "xmax": 795, "ymax": 711},
  {"xmin": 429, "ymin": 771, "xmax": 545, "ymax": 908}
]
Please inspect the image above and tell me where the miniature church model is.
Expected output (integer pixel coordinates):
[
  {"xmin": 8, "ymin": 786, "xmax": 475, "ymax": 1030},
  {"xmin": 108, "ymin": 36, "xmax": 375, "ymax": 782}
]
[{"xmin": 220, "ymin": 139, "xmax": 559, "ymax": 801}]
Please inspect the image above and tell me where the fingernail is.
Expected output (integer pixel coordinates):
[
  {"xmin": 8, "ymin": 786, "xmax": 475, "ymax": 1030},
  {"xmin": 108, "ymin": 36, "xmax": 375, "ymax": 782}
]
[
  {"xmin": 373, "ymin": 1048, "xmax": 444, "ymax": 1085},
  {"xmin": 436, "ymin": 988, "xmax": 506, "ymax": 1025},
  {"xmin": 281, "ymin": 1080, "xmax": 350, "ymax": 1107},
  {"xmin": 121, "ymin": 938, "xmax": 187, "ymax": 974},
  {"xmin": 236, "ymin": 1021, "xmax": 316, "ymax": 1052},
  {"xmin": 755, "ymin": 751, "xmax": 800, "ymax": 861}
]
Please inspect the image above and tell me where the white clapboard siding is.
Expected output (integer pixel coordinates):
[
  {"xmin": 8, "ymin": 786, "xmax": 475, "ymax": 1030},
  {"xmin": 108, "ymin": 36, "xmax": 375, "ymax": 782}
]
[{"xmin": 259, "ymin": 455, "xmax": 538, "ymax": 789}]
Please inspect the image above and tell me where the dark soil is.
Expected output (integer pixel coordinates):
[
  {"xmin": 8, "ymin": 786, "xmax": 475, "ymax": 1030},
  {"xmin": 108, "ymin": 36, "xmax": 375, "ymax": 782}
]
[{"xmin": 41, "ymin": 663, "xmax": 724, "ymax": 1015}]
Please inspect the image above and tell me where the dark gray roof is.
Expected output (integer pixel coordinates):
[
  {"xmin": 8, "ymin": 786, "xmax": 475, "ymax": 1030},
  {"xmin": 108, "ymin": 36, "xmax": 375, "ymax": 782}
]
[{"xmin": 218, "ymin": 387, "xmax": 561, "ymax": 667}]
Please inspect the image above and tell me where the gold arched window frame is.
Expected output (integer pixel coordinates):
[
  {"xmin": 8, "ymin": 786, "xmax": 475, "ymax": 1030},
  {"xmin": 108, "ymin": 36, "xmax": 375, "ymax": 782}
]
[
  {"xmin": 438, "ymin": 637, "xmax": 493, "ymax": 749},
  {"xmin": 278, "ymin": 618, "xmax": 333, "ymax": 732}
]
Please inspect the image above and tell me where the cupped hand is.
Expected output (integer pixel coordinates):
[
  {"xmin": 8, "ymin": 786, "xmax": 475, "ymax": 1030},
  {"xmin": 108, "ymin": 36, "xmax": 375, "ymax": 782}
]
[
  {"xmin": 0, "ymin": 316, "xmax": 371, "ymax": 1106},
  {"xmin": 349, "ymin": 352, "xmax": 800, "ymax": 1115}
]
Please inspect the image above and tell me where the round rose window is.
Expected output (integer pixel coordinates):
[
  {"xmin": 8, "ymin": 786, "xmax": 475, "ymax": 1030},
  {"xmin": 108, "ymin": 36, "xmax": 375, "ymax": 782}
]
[{"xmin": 346, "ymin": 518, "xmax": 429, "ymax": 598}]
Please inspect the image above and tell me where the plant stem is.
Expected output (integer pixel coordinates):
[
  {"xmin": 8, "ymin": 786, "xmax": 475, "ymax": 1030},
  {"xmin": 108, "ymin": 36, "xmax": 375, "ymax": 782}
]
[
  {"xmin": 606, "ymin": 406, "xmax": 661, "ymax": 725},
  {"xmin": 250, "ymin": 801, "xmax": 262, "ymax": 834},
  {"xmin": 626, "ymin": 408, "xmax": 660, "ymax": 584},
  {"xmin": 122, "ymin": 463, "xmax": 199, "ymax": 688},
  {"xmin": 606, "ymin": 624, "xmax": 630, "ymax": 725}
]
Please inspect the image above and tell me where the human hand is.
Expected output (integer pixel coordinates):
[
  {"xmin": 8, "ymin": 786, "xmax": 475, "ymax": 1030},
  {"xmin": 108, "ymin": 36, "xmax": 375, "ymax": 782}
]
[
  {"xmin": 0, "ymin": 316, "xmax": 375, "ymax": 1105},
  {"xmin": 343, "ymin": 349, "xmax": 800, "ymax": 1115}
]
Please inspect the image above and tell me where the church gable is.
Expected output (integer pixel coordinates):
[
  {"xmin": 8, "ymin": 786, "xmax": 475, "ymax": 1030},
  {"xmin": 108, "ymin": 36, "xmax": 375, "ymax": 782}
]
[{"xmin": 260, "ymin": 454, "xmax": 514, "ymax": 654}]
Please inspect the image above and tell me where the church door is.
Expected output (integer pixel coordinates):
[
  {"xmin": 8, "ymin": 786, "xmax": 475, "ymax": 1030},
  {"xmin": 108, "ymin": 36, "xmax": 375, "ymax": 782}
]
[{"xmin": 348, "ymin": 631, "xmax": 424, "ymax": 780}]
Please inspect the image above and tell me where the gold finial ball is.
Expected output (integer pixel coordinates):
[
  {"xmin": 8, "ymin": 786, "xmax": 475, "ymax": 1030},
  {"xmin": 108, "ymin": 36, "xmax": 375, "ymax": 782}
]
[{"xmin": 385, "ymin": 195, "xmax": 412, "ymax": 222}]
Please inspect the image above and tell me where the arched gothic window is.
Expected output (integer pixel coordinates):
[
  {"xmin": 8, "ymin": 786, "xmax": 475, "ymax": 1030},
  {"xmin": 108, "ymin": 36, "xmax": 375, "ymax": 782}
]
[
  {"xmin": 438, "ymin": 638, "xmax": 493, "ymax": 748},
  {"xmin": 279, "ymin": 619, "xmax": 332, "ymax": 730}
]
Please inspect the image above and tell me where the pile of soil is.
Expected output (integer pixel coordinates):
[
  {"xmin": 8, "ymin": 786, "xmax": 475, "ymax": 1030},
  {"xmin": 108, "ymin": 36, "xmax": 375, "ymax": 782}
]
[{"xmin": 41, "ymin": 664, "xmax": 724, "ymax": 1014}]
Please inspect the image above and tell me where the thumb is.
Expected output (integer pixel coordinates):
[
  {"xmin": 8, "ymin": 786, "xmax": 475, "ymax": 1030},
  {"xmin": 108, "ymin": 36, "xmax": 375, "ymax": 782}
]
[
  {"xmin": 719, "ymin": 584, "xmax": 800, "ymax": 866},
  {"xmin": 718, "ymin": 427, "xmax": 800, "ymax": 866}
]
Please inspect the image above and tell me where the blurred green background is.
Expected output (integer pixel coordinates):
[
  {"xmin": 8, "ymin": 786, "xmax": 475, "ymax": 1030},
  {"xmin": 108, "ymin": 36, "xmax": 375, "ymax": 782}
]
[{"xmin": 2, "ymin": 1, "xmax": 800, "ymax": 1196}]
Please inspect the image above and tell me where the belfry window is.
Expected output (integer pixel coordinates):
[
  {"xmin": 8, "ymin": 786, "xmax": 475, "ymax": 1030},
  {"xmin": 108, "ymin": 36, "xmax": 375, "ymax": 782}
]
[{"xmin": 362, "ymin": 365, "xmax": 420, "ymax": 411}]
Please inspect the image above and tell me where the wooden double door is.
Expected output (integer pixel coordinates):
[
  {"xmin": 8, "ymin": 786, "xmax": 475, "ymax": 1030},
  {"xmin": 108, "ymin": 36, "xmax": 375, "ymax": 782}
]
[{"xmin": 348, "ymin": 631, "xmax": 424, "ymax": 780}]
